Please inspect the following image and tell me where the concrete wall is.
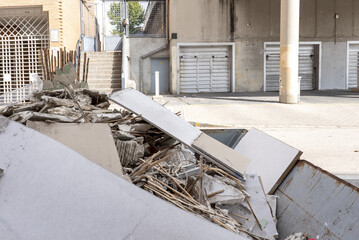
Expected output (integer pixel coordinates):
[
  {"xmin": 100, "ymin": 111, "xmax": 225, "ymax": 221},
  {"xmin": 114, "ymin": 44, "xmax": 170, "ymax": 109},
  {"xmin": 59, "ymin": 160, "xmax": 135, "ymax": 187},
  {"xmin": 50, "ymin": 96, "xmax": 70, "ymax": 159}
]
[
  {"xmin": 168, "ymin": 0, "xmax": 359, "ymax": 92},
  {"xmin": 0, "ymin": 0, "xmax": 81, "ymax": 50},
  {"xmin": 128, "ymin": 37, "xmax": 168, "ymax": 93}
]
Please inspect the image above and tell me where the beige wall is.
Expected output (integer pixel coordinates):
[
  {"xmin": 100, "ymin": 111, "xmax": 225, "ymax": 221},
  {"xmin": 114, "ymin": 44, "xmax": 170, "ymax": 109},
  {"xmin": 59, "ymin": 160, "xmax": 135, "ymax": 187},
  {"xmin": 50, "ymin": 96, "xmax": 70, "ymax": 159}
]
[
  {"xmin": 0, "ymin": 0, "xmax": 81, "ymax": 50},
  {"xmin": 62, "ymin": 0, "xmax": 81, "ymax": 50},
  {"xmin": 169, "ymin": 0, "xmax": 359, "ymax": 92}
]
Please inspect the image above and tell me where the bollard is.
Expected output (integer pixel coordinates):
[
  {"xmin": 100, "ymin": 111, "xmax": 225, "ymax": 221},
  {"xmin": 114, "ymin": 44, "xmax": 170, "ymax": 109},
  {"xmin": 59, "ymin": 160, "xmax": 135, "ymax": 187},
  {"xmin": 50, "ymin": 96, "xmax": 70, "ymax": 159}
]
[{"xmin": 155, "ymin": 71, "xmax": 160, "ymax": 97}]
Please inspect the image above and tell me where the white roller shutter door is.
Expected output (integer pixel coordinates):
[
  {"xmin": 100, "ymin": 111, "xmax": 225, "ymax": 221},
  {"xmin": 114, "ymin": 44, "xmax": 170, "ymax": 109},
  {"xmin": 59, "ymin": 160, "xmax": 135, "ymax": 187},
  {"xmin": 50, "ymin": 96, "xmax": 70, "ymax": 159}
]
[
  {"xmin": 179, "ymin": 46, "xmax": 230, "ymax": 93},
  {"xmin": 265, "ymin": 43, "xmax": 317, "ymax": 91},
  {"xmin": 347, "ymin": 43, "xmax": 359, "ymax": 89}
]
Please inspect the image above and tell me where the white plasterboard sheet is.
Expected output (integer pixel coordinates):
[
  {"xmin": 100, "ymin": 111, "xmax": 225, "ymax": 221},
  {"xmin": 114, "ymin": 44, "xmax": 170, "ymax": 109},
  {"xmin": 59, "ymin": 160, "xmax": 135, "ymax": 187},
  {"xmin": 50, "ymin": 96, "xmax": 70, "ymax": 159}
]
[
  {"xmin": 245, "ymin": 174, "xmax": 278, "ymax": 238},
  {"xmin": 219, "ymin": 174, "xmax": 278, "ymax": 239},
  {"xmin": 110, "ymin": 89, "xmax": 201, "ymax": 147},
  {"xmin": 110, "ymin": 89, "xmax": 247, "ymax": 178},
  {"xmin": 193, "ymin": 133, "xmax": 250, "ymax": 174},
  {"xmin": 234, "ymin": 128, "xmax": 302, "ymax": 194},
  {"xmin": 26, "ymin": 121, "xmax": 125, "ymax": 178},
  {"xmin": 0, "ymin": 116, "xmax": 249, "ymax": 240}
]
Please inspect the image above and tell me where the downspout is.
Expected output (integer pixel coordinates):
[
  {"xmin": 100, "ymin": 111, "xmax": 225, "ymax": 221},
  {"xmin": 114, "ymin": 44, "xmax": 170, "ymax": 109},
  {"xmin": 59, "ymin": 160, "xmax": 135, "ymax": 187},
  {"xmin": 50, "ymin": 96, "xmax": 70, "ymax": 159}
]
[
  {"xmin": 122, "ymin": 1, "xmax": 128, "ymax": 89},
  {"xmin": 139, "ymin": 45, "xmax": 168, "ymax": 93},
  {"xmin": 166, "ymin": 0, "xmax": 170, "ymax": 44},
  {"xmin": 80, "ymin": 0, "xmax": 84, "ymax": 51}
]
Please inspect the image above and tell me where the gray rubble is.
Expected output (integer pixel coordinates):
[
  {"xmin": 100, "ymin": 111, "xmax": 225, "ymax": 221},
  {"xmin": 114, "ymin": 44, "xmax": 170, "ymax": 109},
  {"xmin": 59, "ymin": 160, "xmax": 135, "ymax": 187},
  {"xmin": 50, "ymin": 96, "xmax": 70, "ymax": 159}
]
[{"xmin": 0, "ymin": 87, "xmax": 278, "ymax": 239}]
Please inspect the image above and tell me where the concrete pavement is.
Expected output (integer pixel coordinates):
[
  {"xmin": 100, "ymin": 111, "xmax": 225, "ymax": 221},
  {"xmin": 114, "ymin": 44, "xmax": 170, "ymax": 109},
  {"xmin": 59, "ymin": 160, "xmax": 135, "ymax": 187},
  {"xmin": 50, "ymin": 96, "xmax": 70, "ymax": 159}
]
[{"xmin": 158, "ymin": 90, "xmax": 359, "ymax": 179}]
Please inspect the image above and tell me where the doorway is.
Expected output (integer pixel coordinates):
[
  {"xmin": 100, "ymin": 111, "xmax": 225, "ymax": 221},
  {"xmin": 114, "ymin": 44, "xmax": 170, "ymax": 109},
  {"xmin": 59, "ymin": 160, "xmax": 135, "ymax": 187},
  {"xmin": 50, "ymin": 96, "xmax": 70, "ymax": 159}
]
[{"xmin": 151, "ymin": 58, "xmax": 169, "ymax": 94}]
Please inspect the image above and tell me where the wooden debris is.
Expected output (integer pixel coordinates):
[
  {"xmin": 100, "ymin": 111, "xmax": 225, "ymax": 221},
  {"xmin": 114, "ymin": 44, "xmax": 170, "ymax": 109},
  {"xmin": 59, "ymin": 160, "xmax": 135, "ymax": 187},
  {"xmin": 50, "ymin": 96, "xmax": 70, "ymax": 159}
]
[{"xmin": 0, "ymin": 88, "xmax": 273, "ymax": 239}]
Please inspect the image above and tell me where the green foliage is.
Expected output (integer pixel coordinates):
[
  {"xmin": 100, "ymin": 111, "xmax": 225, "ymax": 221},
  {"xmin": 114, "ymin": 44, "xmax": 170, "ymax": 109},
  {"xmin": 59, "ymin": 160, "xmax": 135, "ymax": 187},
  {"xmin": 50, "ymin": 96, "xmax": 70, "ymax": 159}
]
[
  {"xmin": 128, "ymin": 2, "xmax": 144, "ymax": 34},
  {"xmin": 107, "ymin": 2, "xmax": 145, "ymax": 35},
  {"xmin": 107, "ymin": 2, "xmax": 123, "ymax": 35}
]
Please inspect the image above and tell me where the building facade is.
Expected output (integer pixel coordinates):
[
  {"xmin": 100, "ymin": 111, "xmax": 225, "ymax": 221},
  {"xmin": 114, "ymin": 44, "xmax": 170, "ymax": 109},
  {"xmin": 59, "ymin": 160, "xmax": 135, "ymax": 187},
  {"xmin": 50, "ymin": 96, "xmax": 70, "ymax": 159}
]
[
  {"xmin": 125, "ymin": 0, "xmax": 359, "ymax": 94},
  {"xmin": 0, "ymin": 0, "xmax": 81, "ymax": 97}
]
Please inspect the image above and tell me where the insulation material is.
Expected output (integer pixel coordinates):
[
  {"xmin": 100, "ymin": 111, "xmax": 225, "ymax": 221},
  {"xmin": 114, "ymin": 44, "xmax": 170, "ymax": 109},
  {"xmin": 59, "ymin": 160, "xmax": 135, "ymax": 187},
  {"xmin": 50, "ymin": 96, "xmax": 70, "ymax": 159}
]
[{"xmin": 116, "ymin": 137, "xmax": 145, "ymax": 167}]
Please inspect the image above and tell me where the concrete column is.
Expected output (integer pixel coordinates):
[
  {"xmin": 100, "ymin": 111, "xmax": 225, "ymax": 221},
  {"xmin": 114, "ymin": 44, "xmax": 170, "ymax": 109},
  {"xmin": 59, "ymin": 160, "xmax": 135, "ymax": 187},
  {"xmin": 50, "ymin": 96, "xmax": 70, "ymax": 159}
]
[{"xmin": 279, "ymin": 0, "xmax": 300, "ymax": 104}]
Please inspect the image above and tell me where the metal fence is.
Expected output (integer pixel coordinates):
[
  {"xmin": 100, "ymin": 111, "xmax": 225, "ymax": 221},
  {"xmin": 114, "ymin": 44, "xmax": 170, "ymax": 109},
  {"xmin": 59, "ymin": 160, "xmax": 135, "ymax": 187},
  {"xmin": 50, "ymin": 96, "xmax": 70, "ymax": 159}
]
[
  {"xmin": 103, "ymin": 0, "xmax": 166, "ymax": 37},
  {"xmin": 130, "ymin": 0, "xmax": 166, "ymax": 37},
  {"xmin": 0, "ymin": 10, "xmax": 49, "ymax": 103}
]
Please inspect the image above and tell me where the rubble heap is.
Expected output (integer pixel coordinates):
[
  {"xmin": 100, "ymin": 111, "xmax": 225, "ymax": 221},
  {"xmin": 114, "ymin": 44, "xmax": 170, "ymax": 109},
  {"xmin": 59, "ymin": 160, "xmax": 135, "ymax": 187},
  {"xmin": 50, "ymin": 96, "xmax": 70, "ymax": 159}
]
[{"xmin": 1, "ymin": 88, "xmax": 276, "ymax": 240}]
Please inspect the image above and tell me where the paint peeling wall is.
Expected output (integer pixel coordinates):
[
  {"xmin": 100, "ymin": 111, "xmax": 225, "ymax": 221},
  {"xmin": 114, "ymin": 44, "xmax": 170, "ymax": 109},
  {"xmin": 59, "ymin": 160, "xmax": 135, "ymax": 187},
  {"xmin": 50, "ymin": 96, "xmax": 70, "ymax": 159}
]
[{"xmin": 169, "ymin": 0, "xmax": 359, "ymax": 92}]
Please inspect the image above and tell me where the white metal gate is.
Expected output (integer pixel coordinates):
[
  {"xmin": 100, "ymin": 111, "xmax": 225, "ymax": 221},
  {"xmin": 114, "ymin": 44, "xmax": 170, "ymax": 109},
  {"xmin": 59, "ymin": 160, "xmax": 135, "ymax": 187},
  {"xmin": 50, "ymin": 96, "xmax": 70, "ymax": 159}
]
[
  {"xmin": 264, "ymin": 43, "xmax": 319, "ymax": 91},
  {"xmin": 179, "ymin": 46, "xmax": 231, "ymax": 93},
  {"xmin": 347, "ymin": 42, "xmax": 359, "ymax": 89},
  {"xmin": 0, "ymin": 7, "xmax": 49, "ymax": 103}
]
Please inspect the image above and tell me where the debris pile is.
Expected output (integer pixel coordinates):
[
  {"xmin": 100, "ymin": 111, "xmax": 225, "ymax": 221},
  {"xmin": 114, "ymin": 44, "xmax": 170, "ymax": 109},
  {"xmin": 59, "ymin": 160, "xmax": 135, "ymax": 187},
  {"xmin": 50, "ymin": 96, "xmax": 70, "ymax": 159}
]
[{"xmin": 0, "ymin": 88, "xmax": 278, "ymax": 240}]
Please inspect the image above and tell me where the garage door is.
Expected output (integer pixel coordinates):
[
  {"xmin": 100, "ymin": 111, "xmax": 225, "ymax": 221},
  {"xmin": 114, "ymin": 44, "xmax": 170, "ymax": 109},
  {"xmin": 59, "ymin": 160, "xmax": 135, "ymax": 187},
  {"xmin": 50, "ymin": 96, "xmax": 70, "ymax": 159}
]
[
  {"xmin": 265, "ymin": 43, "xmax": 318, "ymax": 91},
  {"xmin": 179, "ymin": 46, "xmax": 231, "ymax": 93},
  {"xmin": 347, "ymin": 43, "xmax": 359, "ymax": 89}
]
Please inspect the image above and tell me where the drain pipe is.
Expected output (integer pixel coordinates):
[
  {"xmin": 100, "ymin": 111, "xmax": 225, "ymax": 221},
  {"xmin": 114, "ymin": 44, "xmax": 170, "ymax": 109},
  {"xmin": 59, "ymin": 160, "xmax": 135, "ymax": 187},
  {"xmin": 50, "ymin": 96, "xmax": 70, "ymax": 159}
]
[
  {"xmin": 80, "ymin": 0, "xmax": 84, "ymax": 50},
  {"xmin": 121, "ymin": 1, "xmax": 128, "ymax": 90},
  {"xmin": 139, "ymin": 44, "xmax": 168, "ymax": 93}
]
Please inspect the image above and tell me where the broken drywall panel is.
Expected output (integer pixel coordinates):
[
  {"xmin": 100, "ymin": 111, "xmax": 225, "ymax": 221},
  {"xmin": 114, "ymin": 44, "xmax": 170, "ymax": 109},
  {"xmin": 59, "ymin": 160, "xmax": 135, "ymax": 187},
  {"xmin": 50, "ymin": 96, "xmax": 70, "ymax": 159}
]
[
  {"xmin": 276, "ymin": 160, "xmax": 359, "ymax": 240},
  {"xmin": 220, "ymin": 174, "xmax": 278, "ymax": 239},
  {"xmin": 110, "ymin": 89, "xmax": 202, "ymax": 147},
  {"xmin": 193, "ymin": 133, "xmax": 250, "ymax": 175},
  {"xmin": 244, "ymin": 174, "xmax": 278, "ymax": 238},
  {"xmin": 26, "ymin": 121, "xmax": 125, "ymax": 179},
  {"xmin": 234, "ymin": 128, "xmax": 302, "ymax": 194},
  {"xmin": 110, "ymin": 89, "xmax": 249, "ymax": 179},
  {"xmin": 201, "ymin": 174, "xmax": 245, "ymax": 205},
  {"xmin": 0, "ymin": 116, "xmax": 250, "ymax": 240}
]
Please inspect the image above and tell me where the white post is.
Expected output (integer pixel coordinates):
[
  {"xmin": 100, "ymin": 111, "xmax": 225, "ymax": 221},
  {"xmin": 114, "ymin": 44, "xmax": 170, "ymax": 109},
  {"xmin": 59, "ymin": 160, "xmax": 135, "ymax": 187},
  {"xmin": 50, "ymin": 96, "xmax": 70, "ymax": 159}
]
[
  {"xmin": 279, "ymin": 0, "xmax": 300, "ymax": 104},
  {"xmin": 155, "ymin": 71, "xmax": 160, "ymax": 97},
  {"xmin": 122, "ymin": 33, "xmax": 128, "ymax": 89}
]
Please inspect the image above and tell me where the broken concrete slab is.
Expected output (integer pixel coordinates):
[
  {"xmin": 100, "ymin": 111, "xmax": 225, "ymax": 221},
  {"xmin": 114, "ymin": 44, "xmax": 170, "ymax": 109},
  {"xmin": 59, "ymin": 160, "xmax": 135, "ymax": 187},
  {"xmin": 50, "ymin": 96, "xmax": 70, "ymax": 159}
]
[
  {"xmin": 220, "ymin": 174, "xmax": 278, "ymax": 239},
  {"xmin": 26, "ymin": 121, "xmax": 125, "ymax": 178},
  {"xmin": 244, "ymin": 174, "xmax": 278, "ymax": 238},
  {"xmin": 234, "ymin": 128, "xmax": 302, "ymax": 194},
  {"xmin": 110, "ymin": 89, "xmax": 249, "ymax": 179},
  {"xmin": 0, "ymin": 116, "xmax": 250, "ymax": 240},
  {"xmin": 116, "ymin": 138, "xmax": 145, "ymax": 167},
  {"xmin": 201, "ymin": 174, "xmax": 245, "ymax": 205}
]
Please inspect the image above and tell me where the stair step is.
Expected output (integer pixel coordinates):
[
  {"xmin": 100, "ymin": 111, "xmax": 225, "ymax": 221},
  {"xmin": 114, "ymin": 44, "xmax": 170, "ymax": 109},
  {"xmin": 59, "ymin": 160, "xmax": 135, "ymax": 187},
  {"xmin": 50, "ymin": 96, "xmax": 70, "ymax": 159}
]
[
  {"xmin": 88, "ymin": 66, "xmax": 122, "ymax": 71},
  {"xmin": 87, "ymin": 87, "xmax": 122, "ymax": 94},
  {"xmin": 89, "ymin": 58, "xmax": 122, "ymax": 65},
  {"xmin": 84, "ymin": 51, "xmax": 121, "ymax": 55},
  {"xmin": 87, "ymin": 74, "xmax": 122, "ymax": 79},
  {"xmin": 87, "ymin": 79, "xmax": 122, "ymax": 83},
  {"xmin": 88, "ymin": 83, "xmax": 122, "ymax": 88}
]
